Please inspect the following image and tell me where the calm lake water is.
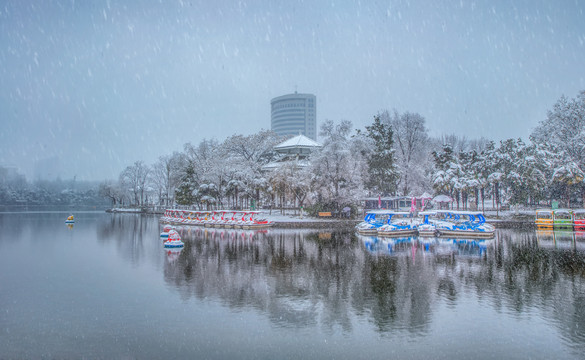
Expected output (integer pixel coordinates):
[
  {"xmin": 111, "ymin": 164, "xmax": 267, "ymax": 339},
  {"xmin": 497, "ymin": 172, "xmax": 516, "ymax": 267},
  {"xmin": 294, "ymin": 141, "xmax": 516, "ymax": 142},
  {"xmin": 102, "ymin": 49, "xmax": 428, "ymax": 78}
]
[{"xmin": 1, "ymin": 212, "xmax": 585, "ymax": 359}]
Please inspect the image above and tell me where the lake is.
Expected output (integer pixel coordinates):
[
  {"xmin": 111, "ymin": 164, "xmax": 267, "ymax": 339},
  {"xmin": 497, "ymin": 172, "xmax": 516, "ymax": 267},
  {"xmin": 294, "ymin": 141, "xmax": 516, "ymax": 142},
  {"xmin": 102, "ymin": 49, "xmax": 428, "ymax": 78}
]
[{"xmin": 1, "ymin": 212, "xmax": 584, "ymax": 359}]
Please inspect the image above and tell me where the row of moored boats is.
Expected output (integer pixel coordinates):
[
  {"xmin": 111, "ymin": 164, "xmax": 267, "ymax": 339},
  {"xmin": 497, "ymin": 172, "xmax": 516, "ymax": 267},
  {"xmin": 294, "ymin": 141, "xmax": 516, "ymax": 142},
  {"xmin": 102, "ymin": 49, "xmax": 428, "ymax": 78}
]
[
  {"xmin": 535, "ymin": 209, "xmax": 585, "ymax": 229},
  {"xmin": 356, "ymin": 210, "xmax": 496, "ymax": 238},
  {"xmin": 160, "ymin": 209, "xmax": 273, "ymax": 229}
]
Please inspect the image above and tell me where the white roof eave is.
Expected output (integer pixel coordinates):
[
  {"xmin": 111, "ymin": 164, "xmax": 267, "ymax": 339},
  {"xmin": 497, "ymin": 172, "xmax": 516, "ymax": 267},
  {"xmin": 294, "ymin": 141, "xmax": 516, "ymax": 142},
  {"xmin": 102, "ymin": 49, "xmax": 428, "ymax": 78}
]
[{"xmin": 274, "ymin": 134, "xmax": 322, "ymax": 149}]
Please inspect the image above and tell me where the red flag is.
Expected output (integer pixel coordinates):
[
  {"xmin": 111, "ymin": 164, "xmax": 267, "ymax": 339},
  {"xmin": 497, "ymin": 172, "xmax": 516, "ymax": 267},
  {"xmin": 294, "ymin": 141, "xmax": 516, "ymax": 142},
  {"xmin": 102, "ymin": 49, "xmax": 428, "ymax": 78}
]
[{"xmin": 378, "ymin": 195, "xmax": 382, "ymax": 209}]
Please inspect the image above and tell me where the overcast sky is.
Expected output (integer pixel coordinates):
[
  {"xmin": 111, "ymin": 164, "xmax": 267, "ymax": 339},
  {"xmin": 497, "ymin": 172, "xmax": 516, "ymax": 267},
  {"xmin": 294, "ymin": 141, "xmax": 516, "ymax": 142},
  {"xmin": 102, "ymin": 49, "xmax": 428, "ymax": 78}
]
[{"xmin": 1, "ymin": 0, "xmax": 584, "ymax": 181}]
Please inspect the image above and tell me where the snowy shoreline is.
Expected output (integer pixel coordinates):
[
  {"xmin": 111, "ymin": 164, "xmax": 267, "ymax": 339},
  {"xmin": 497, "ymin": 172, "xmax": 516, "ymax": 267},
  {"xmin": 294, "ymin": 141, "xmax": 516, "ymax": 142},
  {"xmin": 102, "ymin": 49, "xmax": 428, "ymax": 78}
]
[{"xmin": 104, "ymin": 207, "xmax": 541, "ymax": 229}]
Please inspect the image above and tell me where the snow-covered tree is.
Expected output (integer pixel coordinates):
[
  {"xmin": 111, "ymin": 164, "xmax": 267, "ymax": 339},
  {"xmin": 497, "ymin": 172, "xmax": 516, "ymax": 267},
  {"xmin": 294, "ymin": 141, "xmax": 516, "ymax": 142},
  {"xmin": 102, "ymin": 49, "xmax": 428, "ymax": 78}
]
[
  {"xmin": 432, "ymin": 144, "xmax": 463, "ymax": 207},
  {"xmin": 476, "ymin": 141, "xmax": 498, "ymax": 211},
  {"xmin": 183, "ymin": 138, "xmax": 226, "ymax": 207},
  {"xmin": 288, "ymin": 164, "xmax": 312, "ymax": 209},
  {"xmin": 269, "ymin": 159, "xmax": 312, "ymax": 210},
  {"xmin": 362, "ymin": 114, "xmax": 399, "ymax": 195},
  {"xmin": 198, "ymin": 183, "xmax": 219, "ymax": 209},
  {"xmin": 532, "ymin": 91, "xmax": 585, "ymax": 163},
  {"xmin": 496, "ymin": 138, "xmax": 527, "ymax": 206},
  {"xmin": 98, "ymin": 180, "xmax": 124, "ymax": 207},
  {"xmin": 268, "ymin": 161, "xmax": 293, "ymax": 211},
  {"xmin": 183, "ymin": 138, "xmax": 220, "ymax": 185},
  {"xmin": 221, "ymin": 130, "xmax": 282, "ymax": 208},
  {"xmin": 458, "ymin": 149, "xmax": 480, "ymax": 210},
  {"xmin": 150, "ymin": 152, "xmax": 185, "ymax": 206},
  {"xmin": 512, "ymin": 143, "xmax": 547, "ymax": 206},
  {"xmin": 551, "ymin": 161, "xmax": 584, "ymax": 208},
  {"xmin": 385, "ymin": 110, "xmax": 430, "ymax": 195},
  {"xmin": 119, "ymin": 161, "xmax": 150, "ymax": 206},
  {"xmin": 531, "ymin": 91, "xmax": 585, "ymax": 206},
  {"xmin": 223, "ymin": 130, "xmax": 281, "ymax": 166},
  {"xmin": 311, "ymin": 120, "xmax": 365, "ymax": 211},
  {"xmin": 175, "ymin": 163, "xmax": 197, "ymax": 206}
]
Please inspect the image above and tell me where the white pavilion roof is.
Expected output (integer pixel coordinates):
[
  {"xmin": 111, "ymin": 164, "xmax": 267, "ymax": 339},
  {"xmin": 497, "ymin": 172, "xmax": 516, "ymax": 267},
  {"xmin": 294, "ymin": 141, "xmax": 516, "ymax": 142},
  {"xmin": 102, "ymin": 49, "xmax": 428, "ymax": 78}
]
[{"xmin": 275, "ymin": 134, "xmax": 322, "ymax": 150}]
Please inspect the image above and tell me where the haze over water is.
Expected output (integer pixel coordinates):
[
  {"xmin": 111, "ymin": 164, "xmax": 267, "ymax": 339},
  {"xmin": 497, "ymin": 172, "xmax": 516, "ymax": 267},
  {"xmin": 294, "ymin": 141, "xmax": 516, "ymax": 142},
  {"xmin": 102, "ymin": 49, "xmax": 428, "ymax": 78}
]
[{"xmin": 1, "ymin": 212, "xmax": 584, "ymax": 359}]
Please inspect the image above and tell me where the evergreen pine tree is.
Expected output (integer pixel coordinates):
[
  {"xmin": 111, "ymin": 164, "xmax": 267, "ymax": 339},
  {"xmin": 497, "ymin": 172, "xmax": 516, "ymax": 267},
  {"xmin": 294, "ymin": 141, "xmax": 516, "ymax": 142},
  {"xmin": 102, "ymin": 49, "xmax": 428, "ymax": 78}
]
[
  {"xmin": 364, "ymin": 115, "xmax": 399, "ymax": 195},
  {"xmin": 175, "ymin": 164, "xmax": 197, "ymax": 206}
]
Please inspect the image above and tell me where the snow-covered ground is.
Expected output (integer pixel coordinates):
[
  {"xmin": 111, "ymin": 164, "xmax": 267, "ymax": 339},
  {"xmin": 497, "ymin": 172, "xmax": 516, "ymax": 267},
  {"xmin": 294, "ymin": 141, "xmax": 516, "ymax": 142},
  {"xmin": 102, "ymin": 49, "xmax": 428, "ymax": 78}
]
[
  {"xmin": 482, "ymin": 209, "xmax": 536, "ymax": 222},
  {"xmin": 108, "ymin": 208, "xmax": 142, "ymax": 213},
  {"xmin": 265, "ymin": 212, "xmax": 339, "ymax": 223}
]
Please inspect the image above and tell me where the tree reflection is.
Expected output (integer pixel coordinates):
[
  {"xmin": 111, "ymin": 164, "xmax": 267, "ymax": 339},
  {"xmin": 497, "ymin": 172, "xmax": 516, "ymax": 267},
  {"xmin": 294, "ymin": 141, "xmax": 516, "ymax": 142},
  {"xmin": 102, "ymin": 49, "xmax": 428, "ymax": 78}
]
[
  {"xmin": 156, "ymin": 226, "xmax": 585, "ymax": 350},
  {"xmin": 96, "ymin": 213, "xmax": 152, "ymax": 265}
]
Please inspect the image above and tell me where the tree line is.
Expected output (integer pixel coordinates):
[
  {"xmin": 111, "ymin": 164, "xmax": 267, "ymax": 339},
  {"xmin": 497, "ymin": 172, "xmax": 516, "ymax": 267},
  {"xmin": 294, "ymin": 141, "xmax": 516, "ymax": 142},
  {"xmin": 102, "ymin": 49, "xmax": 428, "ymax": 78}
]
[
  {"xmin": 4, "ymin": 91, "xmax": 578, "ymax": 213},
  {"xmin": 0, "ymin": 171, "xmax": 109, "ymax": 208},
  {"xmin": 94, "ymin": 90, "xmax": 585, "ymax": 214}
]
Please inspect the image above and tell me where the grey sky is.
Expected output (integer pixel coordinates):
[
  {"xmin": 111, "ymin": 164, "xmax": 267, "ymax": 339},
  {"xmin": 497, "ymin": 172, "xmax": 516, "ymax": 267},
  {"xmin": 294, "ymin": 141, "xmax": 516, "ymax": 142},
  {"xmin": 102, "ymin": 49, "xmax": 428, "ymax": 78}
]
[{"xmin": 1, "ymin": 0, "xmax": 584, "ymax": 181}]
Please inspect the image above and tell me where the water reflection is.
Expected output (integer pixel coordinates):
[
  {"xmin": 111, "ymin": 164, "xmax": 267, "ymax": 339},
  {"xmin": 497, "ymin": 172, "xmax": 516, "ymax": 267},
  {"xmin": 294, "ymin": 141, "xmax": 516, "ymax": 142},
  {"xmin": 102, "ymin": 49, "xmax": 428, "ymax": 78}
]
[
  {"xmin": 360, "ymin": 235, "xmax": 492, "ymax": 259},
  {"xmin": 536, "ymin": 229, "xmax": 585, "ymax": 251},
  {"xmin": 361, "ymin": 235, "xmax": 415, "ymax": 256},
  {"xmin": 96, "ymin": 213, "xmax": 156, "ymax": 266},
  {"xmin": 95, "ymin": 218, "xmax": 585, "ymax": 354},
  {"xmin": 164, "ymin": 247, "xmax": 183, "ymax": 264}
]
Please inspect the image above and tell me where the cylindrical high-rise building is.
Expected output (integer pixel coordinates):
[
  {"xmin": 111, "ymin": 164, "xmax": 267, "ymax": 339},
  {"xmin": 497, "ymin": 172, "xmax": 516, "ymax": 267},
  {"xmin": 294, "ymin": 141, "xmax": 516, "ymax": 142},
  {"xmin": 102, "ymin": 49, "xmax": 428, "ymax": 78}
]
[{"xmin": 270, "ymin": 92, "xmax": 317, "ymax": 140}]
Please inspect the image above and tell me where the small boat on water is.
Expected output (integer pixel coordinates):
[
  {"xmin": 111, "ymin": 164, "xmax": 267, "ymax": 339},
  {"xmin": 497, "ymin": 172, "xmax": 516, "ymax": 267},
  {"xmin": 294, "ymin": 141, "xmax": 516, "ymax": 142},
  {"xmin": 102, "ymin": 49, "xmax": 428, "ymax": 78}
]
[
  {"xmin": 377, "ymin": 211, "xmax": 419, "ymax": 237},
  {"xmin": 210, "ymin": 210, "xmax": 227, "ymax": 228},
  {"xmin": 573, "ymin": 209, "xmax": 585, "ymax": 230},
  {"xmin": 212, "ymin": 210, "xmax": 245, "ymax": 228},
  {"xmin": 356, "ymin": 210, "xmax": 394, "ymax": 235},
  {"xmin": 433, "ymin": 211, "xmax": 495, "ymax": 238},
  {"xmin": 535, "ymin": 209, "xmax": 554, "ymax": 228},
  {"xmin": 417, "ymin": 211, "xmax": 437, "ymax": 237},
  {"xmin": 65, "ymin": 215, "xmax": 75, "ymax": 224},
  {"xmin": 206, "ymin": 210, "xmax": 225, "ymax": 228},
  {"xmin": 160, "ymin": 224, "xmax": 174, "ymax": 238},
  {"xmin": 164, "ymin": 229, "xmax": 184, "ymax": 248},
  {"xmin": 240, "ymin": 211, "xmax": 273, "ymax": 229},
  {"xmin": 553, "ymin": 209, "xmax": 573, "ymax": 229},
  {"xmin": 535, "ymin": 209, "xmax": 578, "ymax": 229},
  {"xmin": 224, "ymin": 211, "xmax": 243, "ymax": 228}
]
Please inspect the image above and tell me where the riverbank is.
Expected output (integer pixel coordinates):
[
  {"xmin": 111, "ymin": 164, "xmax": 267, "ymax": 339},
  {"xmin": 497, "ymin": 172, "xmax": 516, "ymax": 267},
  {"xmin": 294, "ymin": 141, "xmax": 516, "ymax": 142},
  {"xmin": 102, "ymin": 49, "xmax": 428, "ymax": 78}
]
[
  {"xmin": 269, "ymin": 216, "xmax": 536, "ymax": 229},
  {"xmin": 106, "ymin": 208, "xmax": 538, "ymax": 229},
  {"xmin": 257, "ymin": 210, "xmax": 537, "ymax": 229}
]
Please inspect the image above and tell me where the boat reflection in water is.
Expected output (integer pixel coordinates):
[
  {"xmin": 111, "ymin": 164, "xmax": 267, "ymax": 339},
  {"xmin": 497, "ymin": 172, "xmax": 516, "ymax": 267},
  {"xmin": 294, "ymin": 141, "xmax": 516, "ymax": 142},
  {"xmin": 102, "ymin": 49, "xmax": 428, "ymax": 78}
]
[
  {"xmin": 164, "ymin": 247, "xmax": 183, "ymax": 263},
  {"xmin": 536, "ymin": 229, "xmax": 585, "ymax": 251},
  {"xmin": 438, "ymin": 238, "xmax": 492, "ymax": 257},
  {"xmin": 361, "ymin": 235, "xmax": 416, "ymax": 255},
  {"xmin": 166, "ymin": 223, "xmax": 269, "ymax": 244},
  {"xmin": 358, "ymin": 234, "xmax": 493, "ymax": 258}
]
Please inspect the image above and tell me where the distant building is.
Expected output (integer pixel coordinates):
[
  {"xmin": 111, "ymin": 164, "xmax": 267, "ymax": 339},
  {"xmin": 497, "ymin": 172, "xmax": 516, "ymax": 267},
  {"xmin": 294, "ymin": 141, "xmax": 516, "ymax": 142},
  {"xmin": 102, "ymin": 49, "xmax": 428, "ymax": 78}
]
[
  {"xmin": 270, "ymin": 92, "xmax": 317, "ymax": 140},
  {"xmin": 261, "ymin": 134, "xmax": 322, "ymax": 172}
]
